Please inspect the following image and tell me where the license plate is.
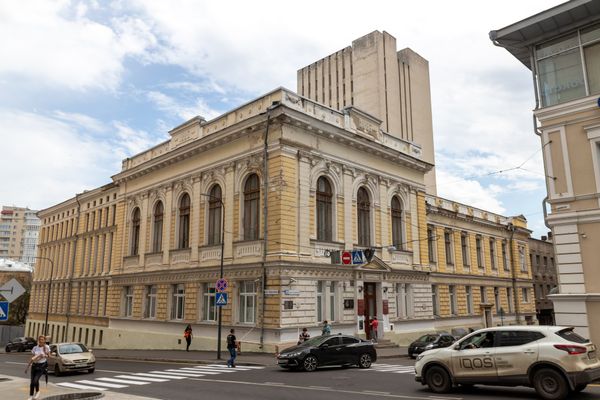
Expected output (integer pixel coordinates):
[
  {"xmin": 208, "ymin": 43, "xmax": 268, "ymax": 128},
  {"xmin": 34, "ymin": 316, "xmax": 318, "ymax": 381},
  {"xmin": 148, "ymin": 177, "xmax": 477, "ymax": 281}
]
[
  {"xmin": 75, "ymin": 364, "xmax": 86, "ymax": 368},
  {"xmin": 588, "ymin": 351, "xmax": 596, "ymax": 360}
]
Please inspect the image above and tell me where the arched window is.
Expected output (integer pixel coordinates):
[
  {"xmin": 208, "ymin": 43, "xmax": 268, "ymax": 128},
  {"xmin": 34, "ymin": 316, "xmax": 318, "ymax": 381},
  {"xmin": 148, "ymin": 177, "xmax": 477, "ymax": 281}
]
[
  {"xmin": 152, "ymin": 201, "xmax": 163, "ymax": 252},
  {"xmin": 316, "ymin": 177, "xmax": 333, "ymax": 241},
  {"xmin": 391, "ymin": 196, "xmax": 403, "ymax": 249},
  {"xmin": 178, "ymin": 193, "xmax": 190, "ymax": 249},
  {"xmin": 208, "ymin": 185, "xmax": 222, "ymax": 245},
  {"xmin": 357, "ymin": 187, "xmax": 371, "ymax": 246},
  {"xmin": 243, "ymin": 174, "xmax": 260, "ymax": 240},
  {"xmin": 131, "ymin": 208, "xmax": 141, "ymax": 256}
]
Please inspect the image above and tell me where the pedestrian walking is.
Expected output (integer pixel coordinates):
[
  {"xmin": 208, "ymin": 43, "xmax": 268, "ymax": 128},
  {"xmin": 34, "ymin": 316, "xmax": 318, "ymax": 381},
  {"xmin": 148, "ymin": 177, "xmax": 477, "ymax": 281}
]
[
  {"xmin": 298, "ymin": 327, "xmax": 310, "ymax": 344},
  {"xmin": 321, "ymin": 320, "xmax": 331, "ymax": 336},
  {"xmin": 24, "ymin": 335, "xmax": 50, "ymax": 400},
  {"xmin": 227, "ymin": 329, "xmax": 238, "ymax": 368},
  {"xmin": 184, "ymin": 324, "xmax": 193, "ymax": 352},
  {"xmin": 370, "ymin": 317, "xmax": 379, "ymax": 342}
]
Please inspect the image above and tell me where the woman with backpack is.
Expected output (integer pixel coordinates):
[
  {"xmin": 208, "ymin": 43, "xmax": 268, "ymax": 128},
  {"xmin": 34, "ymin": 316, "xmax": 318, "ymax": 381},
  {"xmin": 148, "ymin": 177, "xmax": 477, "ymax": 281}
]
[{"xmin": 184, "ymin": 324, "xmax": 193, "ymax": 351}]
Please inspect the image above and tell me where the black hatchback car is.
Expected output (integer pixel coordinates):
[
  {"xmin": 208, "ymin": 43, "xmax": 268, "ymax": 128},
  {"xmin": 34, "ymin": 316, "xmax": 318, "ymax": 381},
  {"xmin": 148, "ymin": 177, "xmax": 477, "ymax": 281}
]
[
  {"xmin": 5, "ymin": 337, "xmax": 36, "ymax": 352},
  {"xmin": 408, "ymin": 333, "xmax": 455, "ymax": 358},
  {"xmin": 277, "ymin": 334, "xmax": 377, "ymax": 372}
]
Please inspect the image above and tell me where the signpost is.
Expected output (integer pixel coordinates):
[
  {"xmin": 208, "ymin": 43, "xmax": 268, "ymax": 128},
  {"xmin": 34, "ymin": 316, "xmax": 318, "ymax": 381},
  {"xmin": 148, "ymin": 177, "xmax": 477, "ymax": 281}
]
[{"xmin": 0, "ymin": 301, "xmax": 8, "ymax": 322}]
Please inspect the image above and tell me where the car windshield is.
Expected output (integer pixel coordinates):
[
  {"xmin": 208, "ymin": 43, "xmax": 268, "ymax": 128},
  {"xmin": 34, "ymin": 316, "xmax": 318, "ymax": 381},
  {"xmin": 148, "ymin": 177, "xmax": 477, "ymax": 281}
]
[
  {"xmin": 416, "ymin": 334, "xmax": 438, "ymax": 343},
  {"xmin": 59, "ymin": 344, "xmax": 88, "ymax": 354},
  {"xmin": 556, "ymin": 328, "xmax": 589, "ymax": 344}
]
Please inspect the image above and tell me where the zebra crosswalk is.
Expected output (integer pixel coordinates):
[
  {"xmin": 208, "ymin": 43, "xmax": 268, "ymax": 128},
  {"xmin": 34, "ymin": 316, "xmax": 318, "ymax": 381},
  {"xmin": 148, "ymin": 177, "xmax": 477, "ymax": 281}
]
[
  {"xmin": 363, "ymin": 363, "xmax": 415, "ymax": 374},
  {"xmin": 55, "ymin": 364, "xmax": 264, "ymax": 392}
]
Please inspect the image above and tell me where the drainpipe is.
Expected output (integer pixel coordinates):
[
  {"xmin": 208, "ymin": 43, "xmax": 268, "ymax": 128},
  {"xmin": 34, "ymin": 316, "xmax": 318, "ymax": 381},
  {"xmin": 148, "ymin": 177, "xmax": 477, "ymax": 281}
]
[
  {"xmin": 260, "ymin": 102, "xmax": 280, "ymax": 349},
  {"xmin": 65, "ymin": 193, "xmax": 82, "ymax": 342},
  {"xmin": 507, "ymin": 222, "xmax": 521, "ymax": 324}
]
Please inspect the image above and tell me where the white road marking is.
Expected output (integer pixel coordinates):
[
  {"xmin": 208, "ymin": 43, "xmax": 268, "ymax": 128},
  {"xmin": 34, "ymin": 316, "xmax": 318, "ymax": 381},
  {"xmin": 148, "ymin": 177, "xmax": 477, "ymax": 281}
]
[
  {"xmin": 205, "ymin": 364, "xmax": 265, "ymax": 369},
  {"xmin": 165, "ymin": 369, "xmax": 208, "ymax": 376},
  {"xmin": 151, "ymin": 370, "xmax": 203, "ymax": 377},
  {"xmin": 56, "ymin": 382, "xmax": 107, "ymax": 391},
  {"xmin": 135, "ymin": 372, "xmax": 187, "ymax": 379},
  {"xmin": 75, "ymin": 380, "xmax": 127, "ymax": 388},
  {"xmin": 115, "ymin": 374, "xmax": 169, "ymax": 382},
  {"xmin": 97, "ymin": 377, "xmax": 150, "ymax": 385}
]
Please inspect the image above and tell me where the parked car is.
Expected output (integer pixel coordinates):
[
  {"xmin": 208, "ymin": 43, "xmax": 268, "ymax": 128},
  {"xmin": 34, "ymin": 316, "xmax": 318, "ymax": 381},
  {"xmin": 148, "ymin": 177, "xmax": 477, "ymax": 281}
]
[
  {"xmin": 414, "ymin": 326, "xmax": 600, "ymax": 400},
  {"xmin": 408, "ymin": 333, "xmax": 455, "ymax": 358},
  {"xmin": 277, "ymin": 334, "xmax": 377, "ymax": 372},
  {"xmin": 5, "ymin": 337, "xmax": 36, "ymax": 352},
  {"xmin": 48, "ymin": 342, "xmax": 95, "ymax": 376}
]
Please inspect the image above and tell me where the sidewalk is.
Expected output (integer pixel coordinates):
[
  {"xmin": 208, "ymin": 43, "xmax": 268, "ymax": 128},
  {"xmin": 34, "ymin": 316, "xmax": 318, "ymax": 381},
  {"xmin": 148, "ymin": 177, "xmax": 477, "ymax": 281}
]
[{"xmin": 93, "ymin": 346, "xmax": 409, "ymax": 366}]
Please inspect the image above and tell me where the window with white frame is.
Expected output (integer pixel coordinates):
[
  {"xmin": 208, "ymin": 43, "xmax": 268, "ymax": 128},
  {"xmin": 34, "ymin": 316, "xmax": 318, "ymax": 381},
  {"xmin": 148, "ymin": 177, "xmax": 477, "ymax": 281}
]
[
  {"xmin": 461, "ymin": 232, "xmax": 470, "ymax": 267},
  {"xmin": 171, "ymin": 284, "xmax": 185, "ymax": 320},
  {"xmin": 431, "ymin": 285, "xmax": 439, "ymax": 316},
  {"xmin": 522, "ymin": 287, "xmax": 529, "ymax": 303},
  {"xmin": 316, "ymin": 281, "xmax": 325, "ymax": 322},
  {"xmin": 123, "ymin": 286, "xmax": 133, "ymax": 317},
  {"xmin": 449, "ymin": 285, "xmax": 457, "ymax": 315},
  {"xmin": 328, "ymin": 281, "xmax": 337, "ymax": 322},
  {"xmin": 239, "ymin": 281, "xmax": 256, "ymax": 324},
  {"xmin": 480, "ymin": 286, "xmax": 487, "ymax": 304},
  {"xmin": 465, "ymin": 286, "xmax": 473, "ymax": 314},
  {"xmin": 152, "ymin": 201, "xmax": 163, "ymax": 253},
  {"xmin": 202, "ymin": 283, "xmax": 217, "ymax": 321},
  {"xmin": 396, "ymin": 283, "xmax": 413, "ymax": 318},
  {"xmin": 144, "ymin": 285, "xmax": 156, "ymax": 319},
  {"xmin": 444, "ymin": 229, "xmax": 454, "ymax": 266}
]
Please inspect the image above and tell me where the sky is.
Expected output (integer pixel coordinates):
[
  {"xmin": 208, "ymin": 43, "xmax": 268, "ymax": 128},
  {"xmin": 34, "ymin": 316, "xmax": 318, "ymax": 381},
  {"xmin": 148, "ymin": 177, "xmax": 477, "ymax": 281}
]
[{"xmin": 0, "ymin": 0, "xmax": 564, "ymax": 238}]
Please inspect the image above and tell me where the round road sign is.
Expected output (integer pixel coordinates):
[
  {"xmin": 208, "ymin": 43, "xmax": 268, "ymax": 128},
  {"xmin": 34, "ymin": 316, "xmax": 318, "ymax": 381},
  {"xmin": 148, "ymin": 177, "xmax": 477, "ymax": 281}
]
[
  {"xmin": 216, "ymin": 278, "xmax": 228, "ymax": 292},
  {"xmin": 342, "ymin": 251, "xmax": 351, "ymax": 265}
]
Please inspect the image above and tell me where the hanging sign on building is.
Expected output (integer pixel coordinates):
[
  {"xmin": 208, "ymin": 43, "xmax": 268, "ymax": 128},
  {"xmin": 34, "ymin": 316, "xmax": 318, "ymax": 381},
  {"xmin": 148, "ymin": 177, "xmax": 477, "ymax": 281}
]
[
  {"xmin": 352, "ymin": 250, "xmax": 364, "ymax": 264},
  {"xmin": 341, "ymin": 251, "xmax": 352, "ymax": 265}
]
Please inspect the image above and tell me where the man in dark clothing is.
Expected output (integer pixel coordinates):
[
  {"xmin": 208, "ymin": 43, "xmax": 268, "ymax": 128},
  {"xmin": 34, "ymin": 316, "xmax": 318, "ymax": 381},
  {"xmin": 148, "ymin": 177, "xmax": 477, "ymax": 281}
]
[{"xmin": 227, "ymin": 329, "xmax": 237, "ymax": 368}]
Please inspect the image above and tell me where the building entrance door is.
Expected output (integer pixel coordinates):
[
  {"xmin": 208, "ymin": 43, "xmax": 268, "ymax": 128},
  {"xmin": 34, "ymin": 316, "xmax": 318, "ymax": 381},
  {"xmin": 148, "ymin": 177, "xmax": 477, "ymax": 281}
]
[{"xmin": 364, "ymin": 282, "xmax": 377, "ymax": 339}]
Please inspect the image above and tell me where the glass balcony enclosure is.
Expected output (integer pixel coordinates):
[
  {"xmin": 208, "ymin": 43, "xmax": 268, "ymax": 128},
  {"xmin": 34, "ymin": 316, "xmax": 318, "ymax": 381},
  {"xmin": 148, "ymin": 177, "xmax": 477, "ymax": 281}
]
[{"xmin": 536, "ymin": 23, "xmax": 600, "ymax": 107}]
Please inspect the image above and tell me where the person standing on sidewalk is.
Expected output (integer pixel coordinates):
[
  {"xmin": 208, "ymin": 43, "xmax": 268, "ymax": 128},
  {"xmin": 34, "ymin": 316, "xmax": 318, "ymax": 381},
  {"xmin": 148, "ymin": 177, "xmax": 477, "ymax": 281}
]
[
  {"xmin": 298, "ymin": 327, "xmax": 310, "ymax": 344},
  {"xmin": 321, "ymin": 320, "xmax": 331, "ymax": 336},
  {"xmin": 370, "ymin": 317, "xmax": 379, "ymax": 342},
  {"xmin": 226, "ymin": 329, "xmax": 238, "ymax": 368},
  {"xmin": 184, "ymin": 324, "xmax": 193, "ymax": 351},
  {"xmin": 25, "ymin": 335, "xmax": 50, "ymax": 400}
]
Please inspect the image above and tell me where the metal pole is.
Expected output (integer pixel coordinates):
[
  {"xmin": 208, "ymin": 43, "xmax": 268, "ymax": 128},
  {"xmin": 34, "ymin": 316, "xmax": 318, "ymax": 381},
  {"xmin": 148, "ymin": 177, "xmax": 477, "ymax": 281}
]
[{"xmin": 200, "ymin": 193, "xmax": 225, "ymax": 360}]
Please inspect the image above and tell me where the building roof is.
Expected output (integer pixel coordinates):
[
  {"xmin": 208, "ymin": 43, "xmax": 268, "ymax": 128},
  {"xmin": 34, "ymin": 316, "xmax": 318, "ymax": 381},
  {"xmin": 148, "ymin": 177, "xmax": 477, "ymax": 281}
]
[
  {"xmin": 489, "ymin": 0, "xmax": 600, "ymax": 69},
  {"xmin": 0, "ymin": 258, "xmax": 33, "ymax": 272}
]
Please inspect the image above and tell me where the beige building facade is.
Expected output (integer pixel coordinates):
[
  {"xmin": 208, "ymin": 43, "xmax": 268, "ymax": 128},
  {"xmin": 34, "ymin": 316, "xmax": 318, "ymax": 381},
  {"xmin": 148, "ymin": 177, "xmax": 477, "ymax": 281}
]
[
  {"xmin": 491, "ymin": 0, "xmax": 600, "ymax": 344},
  {"xmin": 528, "ymin": 236, "xmax": 556, "ymax": 325},
  {"xmin": 0, "ymin": 206, "xmax": 40, "ymax": 266}
]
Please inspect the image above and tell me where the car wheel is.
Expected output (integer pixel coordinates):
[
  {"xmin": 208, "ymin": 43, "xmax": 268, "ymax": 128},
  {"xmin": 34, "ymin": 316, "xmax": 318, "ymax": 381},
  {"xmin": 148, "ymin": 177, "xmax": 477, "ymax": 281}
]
[
  {"xmin": 54, "ymin": 364, "xmax": 62, "ymax": 377},
  {"xmin": 425, "ymin": 366, "xmax": 452, "ymax": 394},
  {"xmin": 573, "ymin": 383, "xmax": 587, "ymax": 393},
  {"xmin": 88, "ymin": 368, "xmax": 95, "ymax": 374},
  {"xmin": 4, "ymin": 346, "xmax": 10, "ymax": 353},
  {"xmin": 358, "ymin": 353, "xmax": 372, "ymax": 369},
  {"xmin": 533, "ymin": 368, "xmax": 569, "ymax": 400},
  {"xmin": 302, "ymin": 355, "xmax": 318, "ymax": 372}
]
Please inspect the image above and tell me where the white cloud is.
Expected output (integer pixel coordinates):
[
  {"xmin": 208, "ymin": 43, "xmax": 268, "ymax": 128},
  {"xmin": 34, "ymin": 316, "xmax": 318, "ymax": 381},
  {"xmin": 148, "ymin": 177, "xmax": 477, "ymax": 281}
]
[
  {"xmin": 146, "ymin": 90, "xmax": 220, "ymax": 121},
  {"xmin": 435, "ymin": 169, "xmax": 506, "ymax": 215}
]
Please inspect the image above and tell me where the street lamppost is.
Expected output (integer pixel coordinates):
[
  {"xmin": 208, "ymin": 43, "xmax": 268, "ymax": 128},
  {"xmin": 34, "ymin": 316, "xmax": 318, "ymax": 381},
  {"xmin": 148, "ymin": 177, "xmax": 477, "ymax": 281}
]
[{"xmin": 199, "ymin": 192, "xmax": 225, "ymax": 360}]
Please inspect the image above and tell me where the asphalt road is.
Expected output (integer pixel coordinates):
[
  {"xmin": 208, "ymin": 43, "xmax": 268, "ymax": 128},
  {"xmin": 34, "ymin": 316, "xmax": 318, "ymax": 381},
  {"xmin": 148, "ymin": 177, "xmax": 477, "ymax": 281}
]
[{"xmin": 2, "ymin": 352, "xmax": 600, "ymax": 400}]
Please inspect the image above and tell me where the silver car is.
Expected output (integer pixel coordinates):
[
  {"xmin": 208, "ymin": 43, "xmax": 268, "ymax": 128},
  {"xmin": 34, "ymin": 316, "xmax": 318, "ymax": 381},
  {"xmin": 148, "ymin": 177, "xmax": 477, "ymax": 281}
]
[
  {"xmin": 415, "ymin": 326, "xmax": 600, "ymax": 400},
  {"xmin": 48, "ymin": 342, "xmax": 96, "ymax": 376}
]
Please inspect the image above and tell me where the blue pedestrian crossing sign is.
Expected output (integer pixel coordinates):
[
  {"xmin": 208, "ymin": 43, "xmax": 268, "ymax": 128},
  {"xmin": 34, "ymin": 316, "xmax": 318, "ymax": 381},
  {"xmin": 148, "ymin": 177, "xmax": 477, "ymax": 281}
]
[
  {"xmin": 0, "ymin": 301, "xmax": 8, "ymax": 321},
  {"xmin": 215, "ymin": 292, "xmax": 228, "ymax": 307},
  {"xmin": 352, "ymin": 250, "xmax": 364, "ymax": 264}
]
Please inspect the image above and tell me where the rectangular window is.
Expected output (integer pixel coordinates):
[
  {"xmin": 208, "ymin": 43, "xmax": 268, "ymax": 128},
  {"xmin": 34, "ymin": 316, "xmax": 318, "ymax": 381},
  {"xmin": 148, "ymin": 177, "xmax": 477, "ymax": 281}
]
[
  {"xmin": 461, "ymin": 232, "xmax": 470, "ymax": 267},
  {"xmin": 171, "ymin": 284, "xmax": 185, "ymax": 320},
  {"xmin": 519, "ymin": 246, "xmax": 527, "ymax": 272},
  {"xmin": 490, "ymin": 239, "xmax": 497, "ymax": 270},
  {"xmin": 494, "ymin": 287, "xmax": 501, "ymax": 313},
  {"xmin": 507, "ymin": 287, "xmax": 514, "ymax": 313},
  {"xmin": 502, "ymin": 241, "xmax": 509, "ymax": 271},
  {"xmin": 239, "ymin": 281, "xmax": 256, "ymax": 324},
  {"xmin": 329, "ymin": 281, "xmax": 336, "ymax": 322},
  {"xmin": 431, "ymin": 285, "xmax": 439, "ymax": 316},
  {"xmin": 465, "ymin": 286, "xmax": 473, "ymax": 315},
  {"xmin": 316, "ymin": 281, "xmax": 324, "ymax": 322},
  {"xmin": 522, "ymin": 287, "xmax": 529, "ymax": 303},
  {"xmin": 444, "ymin": 230, "xmax": 453, "ymax": 266},
  {"xmin": 396, "ymin": 283, "xmax": 412, "ymax": 318},
  {"xmin": 202, "ymin": 283, "xmax": 216, "ymax": 321},
  {"xmin": 124, "ymin": 286, "xmax": 133, "ymax": 317},
  {"xmin": 144, "ymin": 285, "xmax": 156, "ymax": 319},
  {"xmin": 449, "ymin": 285, "xmax": 457, "ymax": 315},
  {"xmin": 476, "ymin": 236, "xmax": 484, "ymax": 269},
  {"xmin": 480, "ymin": 286, "xmax": 487, "ymax": 304},
  {"xmin": 584, "ymin": 41, "xmax": 600, "ymax": 95},
  {"xmin": 427, "ymin": 226, "xmax": 436, "ymax": 263}
]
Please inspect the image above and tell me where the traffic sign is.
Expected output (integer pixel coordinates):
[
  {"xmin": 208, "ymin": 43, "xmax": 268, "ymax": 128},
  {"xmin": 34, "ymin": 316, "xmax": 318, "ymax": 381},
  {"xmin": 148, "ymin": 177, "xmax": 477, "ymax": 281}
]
[
  {"xmin": 352, "ymin": 250, "xmax": 364, "ymax": 264},
  {"xmin": 0, "ymin": 301, "xmax": 8, "ymax": 321},
  {"xmin": 341, "ymin": 251, "xmax": 351, "ymax": 265},
  {"xmin": 0, "ymin": 279, "xmax": 25, "ymax": 303},
  {"xmin": 215, "ymin": 292, "xmax": 228, "ymax": 306},
  {"xmin": 215, "ymin": 278, "xmax": 228, "ymax": 292}
]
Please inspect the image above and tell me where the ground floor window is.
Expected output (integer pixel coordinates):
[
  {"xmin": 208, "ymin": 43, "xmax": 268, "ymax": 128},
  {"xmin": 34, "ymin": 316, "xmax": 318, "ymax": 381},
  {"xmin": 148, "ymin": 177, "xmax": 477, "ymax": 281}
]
[
  {"xmin": 202, "ymin": 283, "xmax": 217, "ymax": 321},
  {"xmin": 123, "ymin": 286, "xmax": 133, "ymax": 317},
  {"xmin": 396, "ymin": 283, "xmax": 413, "ymax": 318},
  {"xmin": 144, "ymin": 285, "xmax": 157, "ymax": 319},
  {"xmin": 171, "ymin": 284, "xmax": 185, "ymax": 320},
  {"xmin": 239, "ymin": 281, "xmax": 256, "ymax": 324}
]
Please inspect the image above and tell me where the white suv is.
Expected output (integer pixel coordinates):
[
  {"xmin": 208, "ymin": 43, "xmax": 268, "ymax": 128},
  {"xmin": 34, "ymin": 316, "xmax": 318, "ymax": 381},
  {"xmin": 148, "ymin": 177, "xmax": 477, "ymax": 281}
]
[{"xmin": 415, "ymin": 326, "xmax": 600, "ymax": 400}]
